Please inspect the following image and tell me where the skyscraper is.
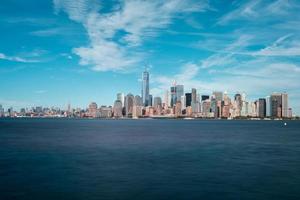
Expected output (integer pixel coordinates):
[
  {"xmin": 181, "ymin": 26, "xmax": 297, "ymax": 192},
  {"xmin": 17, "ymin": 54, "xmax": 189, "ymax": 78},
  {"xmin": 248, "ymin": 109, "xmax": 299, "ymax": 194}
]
[
  {"xmin": 164, "ymin": 90, "xmax": 169, "ymax": 108},
  {"xmin": 185, "ymin": 93, "xmax": 192, "ymax": 107},
  {"xmin": 117, "ymin": 93, "xmax": 125, "ymax": 107},
  {"xmin": 201, "ymin": 95, "xmax": 209, "ymax": 102},
  {"xmin": 271, "ymin": 93, "xmax": 282, "ymax": 118},
  {"xmin": 176, "ymin": 85, "xmax": 184, "ymax": 103},
  {"xmin": 134, "ymin": 95, "xmax": 143, "ymax": 106},
  {"xmin": 149, "ymin": 94, "xmax": 153, "ymax": 107},
  {"xmin": 266, "ymin": 96, "xmax": 271, "ymax": 117},
  {"xmin": 282, "ymin": 93, "xmax": 288, "ymax": 118},
  {"xmin": 113, "ymin": 100, "xmax": 123, "ymax": 118},
  {"xmin": 0, "ymin": 104, "xmax": 4, "ymax": 117},
  {"xmin": 125, "ymin": 93, "xmax": 134, "ymax": 117},
  {"xmin": 191, "ymin": 88, "xmax": 197, "ymax": 103},
  {"xmin": 213, "ymin": 91, "xmax": 223, "ymax": 101},
  {"xmin": 141, "ymin": 69, "xmax": 150, "ymax": 106},
  {"xmin": 258, "ymin": 98, "xmax": 266, "ymax": 118},
  {"xmin": 170, "ymin": 86, "xmax": 176, "ymax": 107}
]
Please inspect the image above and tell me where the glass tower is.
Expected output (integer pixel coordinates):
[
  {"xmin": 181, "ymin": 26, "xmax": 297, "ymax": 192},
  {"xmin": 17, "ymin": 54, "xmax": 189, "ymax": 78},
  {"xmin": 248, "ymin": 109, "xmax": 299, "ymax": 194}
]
[{"xmin": 141, "ymin": 70, "xmax": 150, "ymax": 106}]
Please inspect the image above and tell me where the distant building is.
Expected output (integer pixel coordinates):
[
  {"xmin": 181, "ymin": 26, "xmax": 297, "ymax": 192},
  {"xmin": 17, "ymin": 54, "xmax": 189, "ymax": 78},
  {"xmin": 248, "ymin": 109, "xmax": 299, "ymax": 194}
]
[
  {"xmin": 191, "ymin": 88, "xmax": 197, "ymax": 103},
  {"xmin": 99, "ymin": 106, "xmax": 112, "ymax": 118},
  {"xmin": 258, "ymin": 98, "xmax": 266, "ymax": 118},
  {"xmin": 201, "ymin": 95, "xmax": 210, "ymax": 102},
  {"xmin": 125, "ymin": 93, "xmax": 134, "ymax": 117},
  {"xmin": 141, "ymin": 69, "xmax": 150, "ymax": 106},
  {"xmin": 175, "ymin": 101, "xmax": 182, "ymax": 117},
  {"xmin": 176, "ymin": 85, "xmax": 184, "ymax": 103},
  {"xmin": 213, "ymin": 91, "xmax": 223, "ymax": 102},
  {"xmin": 271, "ymin": 93, "xmax": 282, "ymax": 118},
  {"xmin": 0, "ymin": 105, "xmax": 4, "ymax": 117},
  {"xmin": 170, "ymin": 86, "xmax": 177, "ymax": 107},
  {"xmin": 185, "ymin": 93, "xmax": 192, "ymax": 107},
  {"xmin": 164, "ymin": 90, "xmax": 169, "ymax": 109},
  {"xmin": 113, "ymin": 100, "xmax": 123, "ymax": 118},
  {"xmin": 282, "ymin": 93, "xmax": 288, "ymax": 118},
  {"xmin": 149, "ymin": 94, "xmax": 153, "ymax": 107},
  {"xmin": 266, "ymin": 96, "xmax": 271, "ymax": 117},
  {"xmin": 134, "ymin": 95, "xmax": 143, "ymax": 106},
  {"xmin": 117, "ymin": 93, "xmax": 125, "ymax": 107},
  {"xmin": 88, "ymin": 102, "xmax": 98, "ymax": 118}
]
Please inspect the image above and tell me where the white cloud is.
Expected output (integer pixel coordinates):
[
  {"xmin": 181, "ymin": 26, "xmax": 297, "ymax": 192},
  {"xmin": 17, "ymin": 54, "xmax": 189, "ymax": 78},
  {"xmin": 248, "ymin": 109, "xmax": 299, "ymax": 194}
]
[
  {"xmin": 253, "ymin": 34, "xmax": 300, "ymax": 56},
  {"xmin": 217, "ymin": 0, "xmax": 299, "ymax": 25},
  {"xmin": 53, "ymin": 0, "xmax": 208, "ymax": 71},
  {"xmin": 0, "ymin": 53, "xmax": 39, "ymax": 63}
]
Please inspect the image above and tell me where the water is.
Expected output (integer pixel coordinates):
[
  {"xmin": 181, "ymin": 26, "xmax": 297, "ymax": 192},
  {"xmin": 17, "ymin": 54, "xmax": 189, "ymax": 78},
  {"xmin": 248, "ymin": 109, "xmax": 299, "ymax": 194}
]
[{"xmin": 0, "ymin": 119, "xmax": 300, "ymax": 200}]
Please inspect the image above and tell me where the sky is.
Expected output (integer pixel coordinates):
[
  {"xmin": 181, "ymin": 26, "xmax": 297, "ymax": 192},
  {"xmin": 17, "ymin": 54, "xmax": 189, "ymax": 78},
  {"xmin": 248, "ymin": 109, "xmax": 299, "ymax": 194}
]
[{"xmin": 0, "ymin": 0, "xmax": 300, "ymax": 114}]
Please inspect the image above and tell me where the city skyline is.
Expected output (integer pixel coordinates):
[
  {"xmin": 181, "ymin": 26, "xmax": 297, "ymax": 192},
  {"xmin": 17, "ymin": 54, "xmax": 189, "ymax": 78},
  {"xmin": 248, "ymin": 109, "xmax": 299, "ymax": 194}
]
[
  {"xmin": 0, "ymin": 69, "xmax": 295, "ymax": 119},
  {"xmin": 1, "ymin": 0, "xmax": 300, "ymax": 114}
]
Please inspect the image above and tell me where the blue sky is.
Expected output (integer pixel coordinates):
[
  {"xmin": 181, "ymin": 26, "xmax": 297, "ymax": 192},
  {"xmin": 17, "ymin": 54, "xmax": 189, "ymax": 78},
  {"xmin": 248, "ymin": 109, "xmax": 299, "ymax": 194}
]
[{"xmin": 0, "ymin": 0, "xmax": 300, "ymax": 114}]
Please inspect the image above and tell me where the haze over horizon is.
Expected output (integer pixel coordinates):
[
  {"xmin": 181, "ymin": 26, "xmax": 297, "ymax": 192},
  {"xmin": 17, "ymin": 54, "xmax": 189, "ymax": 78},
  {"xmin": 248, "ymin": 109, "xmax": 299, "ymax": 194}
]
[{"xmin": 1, "ymin": 0, "xmax": 300, "ymax": 114}]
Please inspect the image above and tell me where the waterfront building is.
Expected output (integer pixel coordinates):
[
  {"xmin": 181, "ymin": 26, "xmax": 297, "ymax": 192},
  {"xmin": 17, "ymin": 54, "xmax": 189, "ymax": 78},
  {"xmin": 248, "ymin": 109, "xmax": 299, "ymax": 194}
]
[
  {"xmin": 202, "ymin": 100, "xmax": 211, "ymax": 117},
  {"xmin": 266, "ymin": 96, "xmax": 271, "ymax": 117},
  {"xmin": 288, "ymin": 108, "xmax": 293, "ymax": 118},
  {"xmin": 170, "ymin": 86, "xmax": 177, "ymax": 107},
  {"xmin": 282, "ymin": 93, "xmax": 288, "ymax": 118},
  {"xmin": 258, "ymin": 98, "xmax": 266, "ymax": 118},
  {"xmin": 149, "ymin": 94, "xmax": 153, "ymax": 107},
  {"xmin": 175, "ymin": 101, "xmax": 182, "ymax": 117},
  {"xmin": 99, "ymin": 106, "xmax": 112, "ymax": 118},
  {"xmin": 113, "ymin": 100, "xmax": 123, "ymax": 118},
  {"xmin": 0, "ymin": 104, "xmax": 4, "ymax": 117},
  {"xmin": 234, "ymin": 93, "xmax": 242, "ymax": 117},
  {"xmin": 134, "ymin": 95, "xmax": 143, "ymax": 106},
  {"xmin": 125, "ymin": 93, "xmax": 134, "ymax": 117},
  {"xmin": 191, "ymin": 88, "xmax": 197, "ymax": 103},
  {"xmin": 181, "ymin": 95, "xmax": 186, "ymax": 111},
  {"xmin": 88, "ymin": 102, "xmax": 98, "ymax": 118},
  {"xmin": 271, "ymin": 93, "xmax": 282, "ymax": 118},
  {"xmin": 185, "ymin": 93, "xmax": 192, "ymax": 107},
  {"xmin": 164, "ymin": 90, "xmax": 169, "ymax": 109},
  {"xmin": 141, "ymin": 69, "xmax": 150, "ymax": 106},
  {"xmin": 201, "ymin": 95, "xmax": 209, "ymax": 102},
  {"xmin": 222, "ymin": 104, "xmax": 230, "ymax": 118},
  {"xmin": 117, "ymin": 93, "xmax": 125, "ymax": 107},
  {"xmin": 176, "ymin": 85, "xmax": 184, "ymax": 103},
  {"xmin": 132, "ymin": 106, "xmax": 143, "ymax": 118},
  {"xmin": 213, "ymin": 91, "xmax": 223, "ymax": 102}
]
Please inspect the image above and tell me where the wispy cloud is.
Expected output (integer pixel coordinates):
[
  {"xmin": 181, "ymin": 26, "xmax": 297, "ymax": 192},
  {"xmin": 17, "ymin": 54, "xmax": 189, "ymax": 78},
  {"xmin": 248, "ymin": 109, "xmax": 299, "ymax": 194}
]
[
  {"xmin": 53, "ymin": 0, "xmax": 209, "ymax": 72},
  {"xmin": 0, "ymin": 53, "xmax": 40, "ymax": 63},
  {"xmin": 217, "ymin": 0, "xmax": 299, "ymax": 25}
]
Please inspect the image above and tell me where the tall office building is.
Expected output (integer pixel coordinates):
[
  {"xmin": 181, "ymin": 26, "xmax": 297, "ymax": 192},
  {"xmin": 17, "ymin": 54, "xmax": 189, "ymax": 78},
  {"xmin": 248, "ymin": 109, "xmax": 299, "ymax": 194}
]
[
  {"xmin": 181, "ymin": 95, "xmax": 186, "ymax": 110},
  {"xmin": 258, "ymin": 98, "xmax": 266, "ymax": 118},
  {"xmin": 266, "ymin": 96, "xmax": 271, "ymax": 117},
  {"xmin": 170, "ymin": 86, "xmax": 177, "ymax": 107},
  {"xmin": 134, "ymin": 95, "xmax": 143, "ymax": 106},
  {"xmin": 185, "ymin": 93, "xmax": 192, "ymax": 107},
  {"xmin": 176, "ymin": 85, "xmax": 184, "ymax": 103},
  {"xmin": 213, "ymin": 91, "xmax": 223, "ymax": 102},
  {"xmin": 153, "ymin": 97, "xmax": 162, "ymax": 108},
  {"xmin": 191, "ymin": 88, "xmax": 197, "ymax": 103},
  {"xmin": 125, "ymin": 93, "xmax": 134, "ymax": 117},
  {"xmin": 141, "ymin": 69, "xmax": 150, "ymax": 106},
  {"xmin": 282, "ymin": 93, "xmax": 288, "ymax": 118},
  {"xmin": 117, "ymin": 93, "xmax": 125, "ymax": 107},
  {"xmin": 201, "ymin": 95, "xmax": 210, "ymax": 102},
  {"xmin": 149, "ymin": 95, "xmax": 153, "ymax": 107},
  {"xmin": 164, "ymin": 90, "xmax": 169, "ymax": 108},
  {"xmin": 113, "ymin": 100, "xmax": 123, "ymax": 118},
  {"xmin": 271, "ymin": 93, "xmax": 282, "ymax": 118},
  {"xmin": 88, "ymin": 102, "xmax": 98, "ymax": 118},
  {"xmin": 0, "ymin": 104, "xmax": 4, "ymax": 117}
]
